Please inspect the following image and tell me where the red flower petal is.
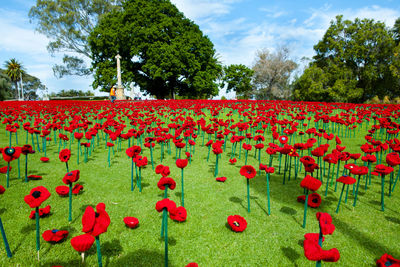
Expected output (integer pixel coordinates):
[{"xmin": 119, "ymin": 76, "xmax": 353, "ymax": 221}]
[
  {"xmin": 123, "ymin": 217, "xmax": 139, "ymax": 228},
  {"xmin": 70, "ymin": 234, "xmax": 95, "ymax": 252}
]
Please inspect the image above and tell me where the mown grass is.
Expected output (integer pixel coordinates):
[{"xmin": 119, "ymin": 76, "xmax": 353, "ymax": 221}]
[{"xmin": 0, "ymin": 107, "xmax": 398, "ymax": 267}]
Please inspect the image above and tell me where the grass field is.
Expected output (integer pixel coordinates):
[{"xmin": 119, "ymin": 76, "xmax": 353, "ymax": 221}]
[{"xmin": 0, "ymin": 101, "xmax": 399, "ymax": 266}]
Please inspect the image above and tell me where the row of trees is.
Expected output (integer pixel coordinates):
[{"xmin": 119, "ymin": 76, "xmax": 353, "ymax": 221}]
[
  {"xmin": 28, "ymin": 0, "xmax": 400, "ymax": 102},
  {"xmin": 1, "ymin": 59, "xmax": 46, "ymax": 101}
]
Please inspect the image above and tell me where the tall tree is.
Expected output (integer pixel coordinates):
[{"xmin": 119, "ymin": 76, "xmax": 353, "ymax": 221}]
[
  {"xmin": 89, "ymin": 0, "xmax": 222, "ymax": 99},
  {"xmin": 220, "ymin": 64, "xmax": 254, "ymax": 99},
  {"xmin": 4, "ymin": 59, "xmax": 25, "ymax": 99},
  {"xmin": 252, "ymin": 47, "xmax": 297, "ymax": 100},
  {"xmin": 0, "ymin": 68, "xmax": 45, "ymax": 100},
  {"xmin": 295, "ymin": 15, "xmax": 398, "ymax": 102},
  {"xmin": 29, "ymin": 0, "xmax": 122, "ymax": 78},
  {"xmin": 0, "ymin": 71, "xmax": 12, "ymax": 100}
]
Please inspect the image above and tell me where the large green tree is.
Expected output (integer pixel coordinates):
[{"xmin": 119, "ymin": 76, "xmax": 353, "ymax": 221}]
[
  {"xmin": 294, "ymin": 15, "xmax": 399, "ymax": 102},
  {"xmin": 4, "ymin": 59, "xmax": 25, "ymax": 99},
  {"xmin": 220, "ymin": 64, "xmax": 254, "ymax": 99},
  {"xmin": 89, "ymin": 0, "xmax": 222, "ymax": 99},
  {"xmin": 0, "ymin": 68, "xmax": 45, "ymax": 100},
  {"xmin": 29, "ymin": 0, "xmax": 122, "ymax": 78}
]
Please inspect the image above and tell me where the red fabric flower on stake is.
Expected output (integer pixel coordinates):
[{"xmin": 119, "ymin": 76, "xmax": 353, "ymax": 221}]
[
  {"xmin": 297, "ymin": 193, "xmax": 322, "ymax": 208},
  {"xmin": 300, "ymin": 175, "xmax": 321, "ymax": 228},
  {"xmin": 240, "ymin": 165, "xmax": 257, "ymax": 213},
  {"xmin": 62, "ymin": 170, "xmax": 80, "ymax": 185},
  {"xmin": 24, "ymin": 186, "xmax": 51, "ymax": 208},
  {"xmin": 376, "ymin": 253, "xmax": 400, "ymax": 267},
  {"xmin": 82, "ymin": 203, "xmax": 111, "ymax": 237},
  {"xmin": 170, "ymin": 206, "xmax": 187, "ymax": 222},
  {"xmin": 29, "ymin": 205, "xmax": 51, "ymax": 219}
]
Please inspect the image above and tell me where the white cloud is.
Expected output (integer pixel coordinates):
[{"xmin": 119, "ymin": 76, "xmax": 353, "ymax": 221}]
[{"xmin": 171, "ymin": 0, "xmax": 241, "ymax": 20}]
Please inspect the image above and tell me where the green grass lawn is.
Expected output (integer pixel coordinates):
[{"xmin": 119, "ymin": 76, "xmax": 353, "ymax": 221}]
[{"xmin": 0, "ymin": 105, "xmax": 399, "ymax": 267}]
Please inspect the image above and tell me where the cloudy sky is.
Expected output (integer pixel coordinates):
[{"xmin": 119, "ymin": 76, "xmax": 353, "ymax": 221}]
[{"xmin": 0, "ymin": 0, "xmax": 399, "ymax": 97}]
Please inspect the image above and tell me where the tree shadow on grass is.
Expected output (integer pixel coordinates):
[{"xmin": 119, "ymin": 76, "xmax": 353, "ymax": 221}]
[
  {"xmin": 385, "ymin": 216, "xmax": 400, "ymax": 224},
  {"xmin": 158, "ymin": 236, "xmax": 177, "ymax": 246},
  {"xmin": 281, "ymin": 246, "xmax": 300, "ymax": 266},
  {"xmin": 229, "ymin": 196, "xmax": 246, "ymax": 211},
  {"xmin": 43, "ymin": 258, "xmax": 82, "ymax": 267},
  {"xmin": 333, "ymin": 216, "xmax": 396, "ymax": 256},
  {"xmin": 101, "ymin": 239, "xmax": 124, "ymax": 266},
  {"xmin": 113, "ymin": 249, "xmax": 170, "ymax": 266},
  {"xmin": 0, "ymin": 208, "xmax": 6, "ymax": 215}
]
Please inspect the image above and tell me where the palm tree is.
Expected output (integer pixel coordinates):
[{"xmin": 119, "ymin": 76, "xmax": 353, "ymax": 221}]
[{"xmin": 4, "ymin": 58, "xmax": 25, "ymax": 99}]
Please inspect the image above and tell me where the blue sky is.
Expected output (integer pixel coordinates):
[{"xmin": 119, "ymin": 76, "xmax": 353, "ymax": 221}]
[{"xmin": 1, "ymin": 0, "xmax": 399, "ymax": 97}]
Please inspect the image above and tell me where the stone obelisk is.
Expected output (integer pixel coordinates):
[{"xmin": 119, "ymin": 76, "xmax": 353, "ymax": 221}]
[{"xmin": 115, "ymin": 54, "xmax": 126, "ymax": 100}]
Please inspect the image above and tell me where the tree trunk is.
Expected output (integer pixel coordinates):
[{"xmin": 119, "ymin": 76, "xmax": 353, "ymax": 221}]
[{"xmin": 14, "ymin": 81, "xmax": 19, "ymax": 99}]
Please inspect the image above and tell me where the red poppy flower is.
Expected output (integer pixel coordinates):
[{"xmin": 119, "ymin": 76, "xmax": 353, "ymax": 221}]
[
  {"xmin": 374, "ymin": 164, "xmax": 394, "ymax": 175},
  {"xmin": 303, "ymin": 234, "xmax": 340, "ymax": 262},
  {"xmin": 2, "ymin": 146, "xmax": 21, "ymax": 162},
  {"xmin": 157, "ymin": 177, "xmax": 176, "ymax": 190},
  {"xmin": 24, "ymin": 186, "xmax": 51, "ymax": 208},
  {"xmin": 227, "ymin": 215, "xmax": 247, "ymax": 232},
  {"xmin": 155, "ymin": 198, "xmax": 177, "ymax": 213},
  {"xmin": 242, "ymin": 143, "xmax": 252, "ymax": 151},
  {"xmin": 254, "ymin": 143, "xmax": 264, "ymax": 150},
  {"xmin": 155, "ymin": 164, "xmax": 165, "ymax": 174},
  {"xmin": 29, "ymin": 205, "xmax": 51, "ymax": 219},
  {"xmin": 82, "ymin": 203, "xmax": 111, "ymax": 237},
  {"xmin": 71, "ymin": 234, "xmax": 95, "ymax": 252},
  {"xmin": 72, "ymin": 184, "xmax": 83, "ymax": 194},
  {"xmin": 176, "ymin": 159, "xmax": 188, "ymax": 169},
  {"xmin": 74, "ymin": 132, "xmax": 84, "ymax": 140},
  {"xmin": 229, "ymin": 158, "xmax": 237, "ymax": 164},
  {"xmin": 376, "ymin": 253, "xmax": 400, "ymax": 267},
  {"xmin": 336, "ymin": 176, "xmax": 356, "ymax": 185},
  {"xmin": 266, "ymin": 147, "xmax": 277, "ymax": 155},
  {"xmin": 126, "ymin": 146, "xmax": 141, "ymax": 158},
  {"xmin": 28, "ymin": 175, "xmax": 42, "ymax": 180},
  {"xmin": 21, "ymin": 144, "xmax": 35, "ymax": 155},
  {"xmin": 349, "ymin": 166, "xmax": 369, "ymax": 176},
  {"xmin": 216, "ymin": 177, "xmax": 227, "ymax": 182},
  {"xmin": 170, "ymin": 206, "xmax": 187, "ymax": 222},
  {"xmin": 0, "ymin": 166, "xmax": 11, "ymax": 174},
  {"xmin": 386, "ymin": 152, "xmax": 400, "ymax": 167},
  {"xmin": 40, "ymin": 157, "xmax": 49, "ymax": 162},
  {"xmin": 123, "ymin": 217, "xmax": 139, "ymax": 229},
  {"xmin": 56, "ymin": 186, "xmax": 69, "ymax": 196},
  {"xmin": 349, "ymin": 153, "xmax": 361, "ymax": 160},
  {"xmin": 240, "ymin": 165, "xmax": 257, "ymax": 179},
  {"xmin": 134, "ymin": 156, "xmax": 148, "ymax": 167},
  {"xmin": 59, "ymin": 149, "xmax": 71, "ymax": 162},
  {"xmin": 300, "ymin": 156, "xmax": 316, "ymax": 165},
  {"xmin": 62, "ymin": 170, "xmax": 80, "ymax": 185},
  {"xmin": 300, "ymin": 175, "xmax": 322, "ymax": 191},
  {"xmin": 316, "ymin": 212, "xmax": 335, "ymax": 235},
  {"xmin": 297, "ymin": 193, "xmax": 321, "ymax": 208},
  {"xmin": 106, "ymin": 142, "xmax": 114, "ymax": 147},
  {"xmin": 361, "ymin": 154, "xmax": 377, "ymax": 163},
  {"xmin": 304, "ymin": 163, "xmax": 319, "ymax": 173},
  {"xmin": 185, "ymin": 263, "xmax": 199, "ymax": 267},
  {"xmin": 42, "ymin": 229, "xmax": 69, "ymax": 243},
  {"xmin": 0, "ymin": 185, "xmax": 5, "ymax": 194}
]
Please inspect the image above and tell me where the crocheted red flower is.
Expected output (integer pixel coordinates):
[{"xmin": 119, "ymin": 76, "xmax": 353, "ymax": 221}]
[
  {"xmin": 227, "ymin": 215, "xmax": 247, "ymax": 232},
  {"xmin": 24, "ymin": 186, "xmax": 51, "ymax": 208},
  {"xmin": 82, "ymin": 203, "xmax": 110, "ymax": 237}
]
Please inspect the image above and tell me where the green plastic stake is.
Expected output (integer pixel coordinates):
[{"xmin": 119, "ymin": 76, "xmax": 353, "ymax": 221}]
[
  {"xmin": 353, "ymin": 175, "xmax": 362, "ymax": 207},
  {"xmin": 181, "ymin": 168, "xmax": 184, "ymax": 207},
  {"xmin": 247, "ymin": 179, "xmax": 251, "ymax": 213},
  {"xmin": 68, "ymin": 183, "xmax": 73, "ymax": 222},
  {"xmin": 0, "ymin": 217, "xmax": 12, "ymax": 258},
  {"xmin": 95, "ymin": 236, "xmax": 103, "ymax": 267},
  {"xmin": 336, "ymin": 184, "xmax": 345, "ymax": 213},
  {"xmin": 381, "ymin": 175, "xmax": 385, "ymax": 212},
  {"xmin": 266, "ymin": 173, "xmax": 271, "ymax": 215},
  {"xmin": 302, "ymin": 189, "xmax": 309, "ymax": 228}
]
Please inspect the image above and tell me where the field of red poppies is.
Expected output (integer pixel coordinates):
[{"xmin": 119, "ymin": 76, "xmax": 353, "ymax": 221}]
[{"xmin": 0, "ymin": 100, "xmax": 399, "ymax": 266}]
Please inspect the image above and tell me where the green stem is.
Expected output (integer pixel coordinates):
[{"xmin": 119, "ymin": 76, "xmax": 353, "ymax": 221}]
[
  {"xmin": 35, "ymin": 208, "xmax": 40, "ymax": 252},
  {"xmin": 302, "ymin": 190, "xmax": 309, "ymax": 228},
  {"xmin": 6, "ymin": 162, "xmax": 10, "ymax": 188},
  {"xmin": 247, "ymin": 179, "xmax": 250, "ymax": 213},
  {"xmin": 68, "ymin": 183, "xmax": 72, "ymax": 222},
  {"xmin": 95, "ymin": 236, "xmax": 103, "ymax": 267},
  {"xmin": 25, "ymin": 155, "xmax": 28, "ymax": 182},
  {"xmin": 266, "ymin": 173, "xmax": 271, "ymax": 215},
  {"xmin": 381, "ymin": 175, "xmax": 385, "ymax": 212},
  {"xmin": 336, "ymin": 184, "xmax": 345, "ymax": 213},
  {"xmin": 181, "ymin": 169, "xmax": 184, "ymax": 207},
  {"xmin": 0, "ymin": 217, "xmax": 11, "ymax": 258},
  {"xmin": 353, "ymin": 175, "xmax": 362, "ymax": 207}
]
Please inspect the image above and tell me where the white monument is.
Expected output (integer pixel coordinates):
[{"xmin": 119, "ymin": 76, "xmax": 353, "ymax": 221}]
[{"xmin": 115, "ymin": 54, "xmax": 126, "ymax": 100}]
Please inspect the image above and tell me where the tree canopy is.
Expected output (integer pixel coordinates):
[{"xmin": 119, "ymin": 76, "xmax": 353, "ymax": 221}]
[
  {"xmin": 294, "ymin": 15, "xmax": 399, "ymax": 103},
  {"xmin": 252, "ymin": 47, "xmax": 297, "ymax": 100},
  {"xmin": 29, "ymin": 0, "xmax": 122, "ymax": 78},
  {"xmin": 0, "ymin": 68, "xmax": 46, "ymax": 100},
  {"xmin": 220, "ymin": 64, "xmax": 254, "ymax": 99},
  {"xmin": 89, "ymin": 0, "xmax": 222, "ymax": 99}
]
